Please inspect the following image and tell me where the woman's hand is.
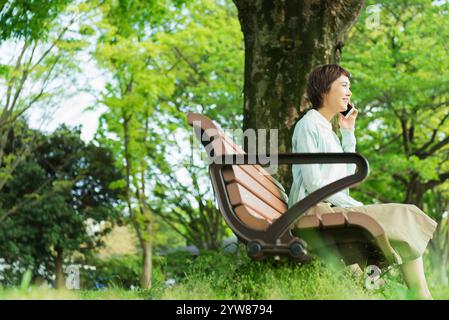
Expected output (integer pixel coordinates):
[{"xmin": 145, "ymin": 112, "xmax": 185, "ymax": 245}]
[{"xmin": 338, "ymin": 106, "xmax": 358, "ymax": 130}]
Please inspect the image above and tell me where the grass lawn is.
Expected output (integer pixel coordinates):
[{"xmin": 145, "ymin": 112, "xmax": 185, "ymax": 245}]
[{"xmin": 1, "ymin": 250, "xmax": 448, "ymax": 300}]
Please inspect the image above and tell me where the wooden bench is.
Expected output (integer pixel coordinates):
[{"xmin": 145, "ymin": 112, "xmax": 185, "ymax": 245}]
[{"xmin": 187, "ymin": 112, "xmax": 397, "ymax": 269}]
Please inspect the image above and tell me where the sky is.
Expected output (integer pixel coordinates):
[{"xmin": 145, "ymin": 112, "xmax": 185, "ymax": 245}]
[
  {"xmin": 25, "ymin": 49, "xmax": 108, "ymax": 142},
  {"xmin": 0, "ymin": 12, "xmax": 108, "ymax": 143}
]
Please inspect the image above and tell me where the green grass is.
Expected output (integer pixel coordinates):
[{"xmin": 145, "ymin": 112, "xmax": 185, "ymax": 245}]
[
  {"xmin": 1, "ymin": 248, "xmax": 448, "ymax": 300},
  {"xmin": 158, "ymin": 251, "xmax": 386, "ymax": 300}
]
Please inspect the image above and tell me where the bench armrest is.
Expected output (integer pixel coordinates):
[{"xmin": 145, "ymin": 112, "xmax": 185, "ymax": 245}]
[{"xmin": 209, "ymin": 152, "xmax": 369, "ymax": 242}]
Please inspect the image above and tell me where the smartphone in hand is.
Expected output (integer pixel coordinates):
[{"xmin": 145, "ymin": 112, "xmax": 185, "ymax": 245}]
[{"xmin": 340, "ymin": 102, "xmax": 355, "ymax": 118}]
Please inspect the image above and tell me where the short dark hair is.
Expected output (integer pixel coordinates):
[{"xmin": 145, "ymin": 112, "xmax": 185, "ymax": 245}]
[{"xmin": 306, "ymin": 64, "xmax": 351, "ymax": 110}]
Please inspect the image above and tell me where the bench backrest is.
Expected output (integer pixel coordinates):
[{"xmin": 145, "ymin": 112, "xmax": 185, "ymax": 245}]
[{"xmin": 187, "ymin": 112, "xmax": 288, "ymax": 231}]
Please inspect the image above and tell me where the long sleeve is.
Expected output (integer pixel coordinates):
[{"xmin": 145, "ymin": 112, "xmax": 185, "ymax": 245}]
[
  {"xmin": 340, "ymin": 127, "xmax": 357, "ymax": 175},
  {"xmin": 293, "ymin": 123, "xmax": 363, "ymax": 208}
]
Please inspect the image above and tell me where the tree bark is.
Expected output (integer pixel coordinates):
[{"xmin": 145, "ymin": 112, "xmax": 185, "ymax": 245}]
[
  {"xmin": 137, "ymin": 115, "xmax": 153, "ymax": 289},
  {"xmin": 140, "ymin": 222, "xmax": 152, "ymax": 289},
  {"xmin": 136, "ymin": 180, "xmax": 153, "ymax": 289},
  {"xmin": 233, "ymin": 0, "xmax": 365, "ymax": 191},
  {"xmin": 54, "ymin": 247, "xmax": 64, "ymax": 289},
  {"xmin": 404, "ymin": 175, "xmax": 425, "ymax": 208}
]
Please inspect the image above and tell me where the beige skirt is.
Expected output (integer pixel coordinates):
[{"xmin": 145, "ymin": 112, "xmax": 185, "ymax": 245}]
[{"xmin": 297, "ymin": 202, "xmax": 438, "ymax": 265}]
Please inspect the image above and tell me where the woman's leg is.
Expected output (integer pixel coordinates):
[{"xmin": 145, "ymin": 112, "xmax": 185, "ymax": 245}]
[{"xmin": 399, "ymin": 256, "xmax": 433, "ymax": 299}]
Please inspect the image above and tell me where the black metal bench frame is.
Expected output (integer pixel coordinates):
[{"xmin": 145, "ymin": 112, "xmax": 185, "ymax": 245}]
[{"xmin": 207, "ymin": 152, "xmax": 369, "ymax": 262}]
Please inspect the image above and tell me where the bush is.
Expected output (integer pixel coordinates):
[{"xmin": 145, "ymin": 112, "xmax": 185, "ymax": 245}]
[{"xmin": 81, "ymin": 254, "xmax": 141, "ymax": 290}]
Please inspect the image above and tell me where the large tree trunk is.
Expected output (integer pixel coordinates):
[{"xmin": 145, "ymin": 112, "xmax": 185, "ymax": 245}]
[
  {"xmin": 233, "ymin": 0, "xmax": 365, "ymax": 191},
  {"xmin": 54, "ymin": 247, "xmax": 64, "ymax": 289}
]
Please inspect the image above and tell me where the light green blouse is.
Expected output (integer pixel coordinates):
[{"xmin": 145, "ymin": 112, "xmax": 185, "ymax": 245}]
[{"xmin": 287, "ymin": 109, "xmax": 364, "ymax": 208}]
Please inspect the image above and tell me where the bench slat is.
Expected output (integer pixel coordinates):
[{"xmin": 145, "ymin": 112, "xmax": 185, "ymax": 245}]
[
  {"xmin": 212, "ymin": 137, "xmax": 288, "ymax": 202},
  {"xmin": 234, "ymin": 205, "xmax": 271, "ymax": 231},
  {"xmin": 226, "ymin": 182, "xmax": 282, "ymax": 221},
  {"xmin": 220, "ymin": 133, "xmax": 287, "ymax": 193},
  {"xmin": 223, "ymin": 166, "xmax": 287, "ymax": 212}
]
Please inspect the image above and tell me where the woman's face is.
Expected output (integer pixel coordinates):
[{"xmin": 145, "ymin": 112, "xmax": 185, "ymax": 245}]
[{"xmin": 322, "ymin": 74, "xmax": 352, "ymax": 114}]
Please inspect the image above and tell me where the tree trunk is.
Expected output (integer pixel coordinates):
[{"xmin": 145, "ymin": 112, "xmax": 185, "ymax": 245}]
[
  {"xmin": 137, "ymin": 119, "xmax": 153, "ymax": 289},
  {"xmin": 233, "ymin": 0, "xmax": 365, "ymax": 191},
  {"xmin": 54, "ymin": 247, "xmax": 64, "ymax": 289},
  {"xmin": 140, "ymin": 223, "xmax": 152, "ymax": 289},
  {"xmin": 137, "ymin": 187, "xmax": 153, "ymax": 289},
  {"xmin": 122, "ymin": 115, "xmax": 153, "ymax": 290},
  {"xmin": 405, "ymin": 177, "xmax": 424, "ymax": 208}
]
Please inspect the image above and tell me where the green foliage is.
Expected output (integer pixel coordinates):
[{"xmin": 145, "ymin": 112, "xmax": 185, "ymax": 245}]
[
  {"xmin": 0, "ymin": 1, "xmax": 91, "ymax": 202},
  {"xmin": 158, "ymin": 250, "xmax": 197, "ymax": 281},
  {"xmin": 78, "ymin": 253, "xmax": 172, "ymax": 294},
  {"xmin": 339, "ymin": 1, "xmax": 449, "ymax": 284},
  {"xmin": 0, "ymin": 0, "xmax": 73, "ymax": 41},
  {"xmin": 92, "ymin": 0, "xmax": 238, "ymax": 253},
  {"xmin": 82, "ymin": 254, "xmax": 141, "ymax": 289},
  {"xmin": 157, "ymin": 0, "xmax": 244, "ymax": 125},
  {"xmin": 152, "ymin": 217, "xmax": 187, "ymax": 252},
  {"xmin": 342, "ymin": 0, "xmax": 449, "ymax": 206},
  {"xmin": 0, "ymin": 123, "xmax": 125, "ymax": 285}
]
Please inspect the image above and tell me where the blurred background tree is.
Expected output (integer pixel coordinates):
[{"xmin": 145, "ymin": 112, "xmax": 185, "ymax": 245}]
[
  {"xmin": 0, "ymin": 123, "xmax": 124, "ymax": 288},
  {"xmin": 0, "ymin": 0, "xmax": 72, "ymax": 42}
]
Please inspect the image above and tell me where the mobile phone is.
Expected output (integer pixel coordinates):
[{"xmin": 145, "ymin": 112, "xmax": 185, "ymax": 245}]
[{"xmin": 340, "ymin": 102, "xmax": 355, "ymax": 118}]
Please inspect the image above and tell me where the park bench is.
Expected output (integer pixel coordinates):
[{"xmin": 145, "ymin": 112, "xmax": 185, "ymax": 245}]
[{"xmin": 187, "ymin": 112, "xmax": 397, "ymax": 270}]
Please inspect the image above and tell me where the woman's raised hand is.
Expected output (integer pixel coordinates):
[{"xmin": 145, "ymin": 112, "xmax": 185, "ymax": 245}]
[{"xmin": 338, "ymin": 106, "xmax": 358, "ymax": 130}]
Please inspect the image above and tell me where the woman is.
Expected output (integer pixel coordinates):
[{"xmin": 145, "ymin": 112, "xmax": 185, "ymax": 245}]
[{"xmin": 288, "ymin": 64, "xmax": 438, "ymax": 299}]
